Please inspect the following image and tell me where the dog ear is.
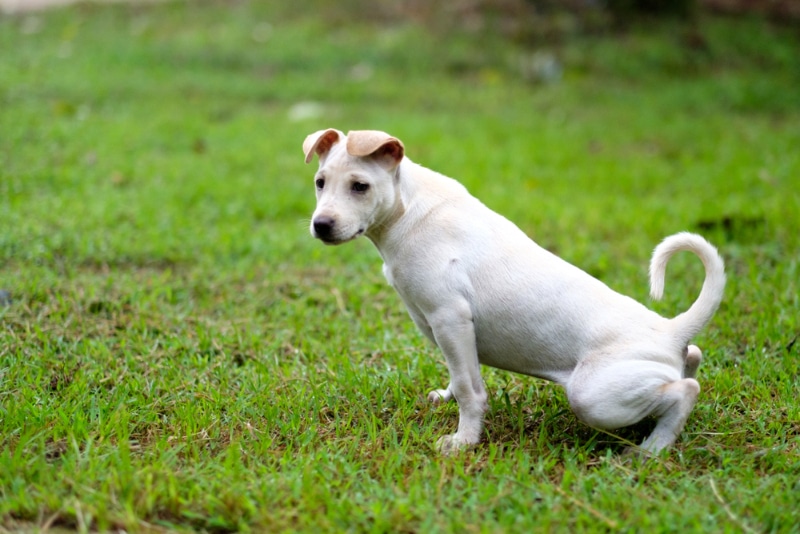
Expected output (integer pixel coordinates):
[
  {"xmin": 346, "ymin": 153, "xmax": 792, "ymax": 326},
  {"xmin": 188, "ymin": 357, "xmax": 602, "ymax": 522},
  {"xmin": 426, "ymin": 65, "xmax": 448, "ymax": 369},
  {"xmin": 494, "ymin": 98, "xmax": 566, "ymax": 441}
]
[
  {"xmin": 346, "ymin": 130, "xmax": 405, "ymax": 169},
  {"xmin": 303, "ymin": 128, "xmax": 344, "ymax": 164}
]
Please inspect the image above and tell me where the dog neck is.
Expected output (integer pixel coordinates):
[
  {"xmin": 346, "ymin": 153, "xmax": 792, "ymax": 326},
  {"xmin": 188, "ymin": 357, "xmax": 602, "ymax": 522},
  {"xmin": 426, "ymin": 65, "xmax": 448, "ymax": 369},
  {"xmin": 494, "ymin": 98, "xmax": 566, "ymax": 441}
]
[
  {"xmin": 365, "ymin": 163, "xmax": 407, "ymax": 248},
  {"xmin": 367, "ymin": 159, "xmax": 467, "ymax": 259}
]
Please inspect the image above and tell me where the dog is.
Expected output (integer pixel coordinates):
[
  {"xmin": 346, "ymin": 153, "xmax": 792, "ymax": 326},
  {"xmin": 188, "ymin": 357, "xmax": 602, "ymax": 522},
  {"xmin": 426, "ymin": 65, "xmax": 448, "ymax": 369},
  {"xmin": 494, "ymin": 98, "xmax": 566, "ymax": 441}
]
[{"xmin": 304, "ymin": 128, "xmax": 725, "ymax": 455}]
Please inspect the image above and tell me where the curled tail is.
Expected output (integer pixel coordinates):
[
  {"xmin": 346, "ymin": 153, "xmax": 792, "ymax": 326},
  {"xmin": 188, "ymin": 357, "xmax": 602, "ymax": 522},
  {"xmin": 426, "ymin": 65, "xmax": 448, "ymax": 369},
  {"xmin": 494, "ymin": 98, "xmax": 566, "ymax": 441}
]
[{"xmin": 649, "ymin": 232, "xmax": 726, "ymax": 343}]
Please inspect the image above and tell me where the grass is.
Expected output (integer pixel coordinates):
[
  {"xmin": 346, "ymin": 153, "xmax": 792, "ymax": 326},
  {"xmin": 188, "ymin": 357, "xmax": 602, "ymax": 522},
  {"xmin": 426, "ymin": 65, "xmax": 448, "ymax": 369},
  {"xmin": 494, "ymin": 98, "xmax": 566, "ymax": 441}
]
[{"xmin": 1, "ymin": 1, "xmax": 799, "ymax": 531}]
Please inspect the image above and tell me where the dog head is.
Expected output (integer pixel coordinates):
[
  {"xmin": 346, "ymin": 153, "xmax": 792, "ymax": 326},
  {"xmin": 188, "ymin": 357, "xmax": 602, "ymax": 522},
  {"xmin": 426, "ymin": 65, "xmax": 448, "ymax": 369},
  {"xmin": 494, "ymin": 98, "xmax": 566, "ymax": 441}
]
[{"xmin": 304, "ymin": 129, "xmax": 405, "ymax": 245}]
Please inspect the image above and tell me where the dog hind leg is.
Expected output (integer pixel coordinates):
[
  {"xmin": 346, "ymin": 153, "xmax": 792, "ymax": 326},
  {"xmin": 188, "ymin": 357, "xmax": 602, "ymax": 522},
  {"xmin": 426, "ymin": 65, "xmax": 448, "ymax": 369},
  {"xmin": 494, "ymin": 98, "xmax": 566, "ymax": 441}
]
[
  {"xmin": 566, "ymin": 359, "xmax": 699, "ymax": 455},
  {"xmin": 638, "ymin": 378, "xmax": 700, "ymax": 453},
  {"xmin": 683, "ymin": 344, "xmax": 702, "ymax": 379}
]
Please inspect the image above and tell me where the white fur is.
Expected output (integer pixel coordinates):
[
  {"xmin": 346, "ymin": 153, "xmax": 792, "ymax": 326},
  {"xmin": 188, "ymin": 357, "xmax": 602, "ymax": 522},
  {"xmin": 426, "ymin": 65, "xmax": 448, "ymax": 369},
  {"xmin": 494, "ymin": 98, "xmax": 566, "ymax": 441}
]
[{"xmin": 304, "ymin": 129, "xmax": 726, "ymax": 455}]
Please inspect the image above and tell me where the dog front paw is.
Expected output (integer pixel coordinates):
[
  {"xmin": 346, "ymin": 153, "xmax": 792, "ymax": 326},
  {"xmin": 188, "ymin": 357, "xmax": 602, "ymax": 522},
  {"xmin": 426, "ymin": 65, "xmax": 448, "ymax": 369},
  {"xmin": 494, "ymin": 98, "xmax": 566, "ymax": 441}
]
[
  {"xmin": 436, "ymin": 433, "xmax": 477, "ymax": 455},
  {"xmin": 427, "ymin": 388, "xmax": 453, "ymax": 405}
]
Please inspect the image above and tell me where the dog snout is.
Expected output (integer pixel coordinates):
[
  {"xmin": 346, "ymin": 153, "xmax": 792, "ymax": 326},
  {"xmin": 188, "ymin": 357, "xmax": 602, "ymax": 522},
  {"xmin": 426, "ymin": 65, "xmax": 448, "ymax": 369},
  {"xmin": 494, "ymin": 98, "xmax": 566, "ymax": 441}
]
[{"xmin": 313, "ymin": 215, "xmax": 336, "ymax": 240}]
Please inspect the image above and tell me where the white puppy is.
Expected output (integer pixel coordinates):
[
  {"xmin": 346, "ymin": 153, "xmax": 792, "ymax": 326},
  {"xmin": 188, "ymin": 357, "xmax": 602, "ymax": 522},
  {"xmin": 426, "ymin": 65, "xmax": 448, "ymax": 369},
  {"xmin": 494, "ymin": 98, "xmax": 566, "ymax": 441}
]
[{"xmin": 304, "ymin": 128, "xmax": 725, "ymax": 455}]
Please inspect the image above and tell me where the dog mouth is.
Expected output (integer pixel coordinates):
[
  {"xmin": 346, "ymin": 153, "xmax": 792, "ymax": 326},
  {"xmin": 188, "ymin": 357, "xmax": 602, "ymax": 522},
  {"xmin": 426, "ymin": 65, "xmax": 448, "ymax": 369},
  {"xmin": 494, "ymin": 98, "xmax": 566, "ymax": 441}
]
[
  {"xmin": 311, "ymin": 213, "xmax": 368, "ymax": 244},
  {"xmin": 317, "ymin": 228, "xmax": 365, "ymax": 245}
]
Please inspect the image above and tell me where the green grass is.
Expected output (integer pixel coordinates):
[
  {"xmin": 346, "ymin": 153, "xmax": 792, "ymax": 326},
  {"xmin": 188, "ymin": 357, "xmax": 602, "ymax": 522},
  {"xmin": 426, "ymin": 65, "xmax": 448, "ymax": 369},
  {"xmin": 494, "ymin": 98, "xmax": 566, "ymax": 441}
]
[{"xmin": 1, "ymin": 1, "xmax": 799, "ymax": 532}]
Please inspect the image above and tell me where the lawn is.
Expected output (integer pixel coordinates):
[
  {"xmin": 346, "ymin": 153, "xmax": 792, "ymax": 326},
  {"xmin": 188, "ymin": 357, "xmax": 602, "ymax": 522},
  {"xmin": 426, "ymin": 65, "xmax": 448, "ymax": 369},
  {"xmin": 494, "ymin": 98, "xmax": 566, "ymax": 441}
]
[{"xmin": 1, "ymin": 1, "xmax": 799, "ymax": 532}]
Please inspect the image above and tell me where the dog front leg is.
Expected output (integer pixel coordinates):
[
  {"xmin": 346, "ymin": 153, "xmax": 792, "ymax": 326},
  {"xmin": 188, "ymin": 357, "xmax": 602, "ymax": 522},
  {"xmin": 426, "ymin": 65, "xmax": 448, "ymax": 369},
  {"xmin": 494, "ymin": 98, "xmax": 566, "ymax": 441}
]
[
  {"xmin": 427, "ymin": 383, "xmax": 454, "ymax": 405},
  {"xmin": 428, "ymin": 303, "xmax": 488, "ymax": 454},
  {"xmin": 402, "ymin": 307, "xmax": 455, "ymax": 406}
]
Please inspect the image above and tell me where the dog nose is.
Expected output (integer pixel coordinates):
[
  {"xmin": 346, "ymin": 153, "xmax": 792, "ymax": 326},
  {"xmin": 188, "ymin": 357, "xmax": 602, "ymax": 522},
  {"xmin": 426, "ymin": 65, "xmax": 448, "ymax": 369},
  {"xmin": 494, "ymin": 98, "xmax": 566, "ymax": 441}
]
[{"xmin": 313, "ymin": 216, "xmax": 335, "ymax": 238}]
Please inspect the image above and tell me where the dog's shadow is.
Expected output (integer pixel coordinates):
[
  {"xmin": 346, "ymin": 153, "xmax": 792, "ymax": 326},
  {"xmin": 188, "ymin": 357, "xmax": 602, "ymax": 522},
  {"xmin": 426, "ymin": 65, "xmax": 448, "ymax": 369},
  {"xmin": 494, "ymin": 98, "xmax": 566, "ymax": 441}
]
[{"xmin": 482, "ymin": 388, "xmax": 657, "ymax": 457}]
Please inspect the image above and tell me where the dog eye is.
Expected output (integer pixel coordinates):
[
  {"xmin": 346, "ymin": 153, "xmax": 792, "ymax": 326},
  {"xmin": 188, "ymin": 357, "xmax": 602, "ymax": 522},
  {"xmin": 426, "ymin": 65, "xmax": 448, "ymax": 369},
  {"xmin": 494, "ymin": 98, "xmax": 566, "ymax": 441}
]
[
  {"xmin": 315, "ymin": 178, "xmax": 325, "ymax": 189},
  {"xmin": 352, "ymin": 182, "xmax": 369, "ymax": 193}
]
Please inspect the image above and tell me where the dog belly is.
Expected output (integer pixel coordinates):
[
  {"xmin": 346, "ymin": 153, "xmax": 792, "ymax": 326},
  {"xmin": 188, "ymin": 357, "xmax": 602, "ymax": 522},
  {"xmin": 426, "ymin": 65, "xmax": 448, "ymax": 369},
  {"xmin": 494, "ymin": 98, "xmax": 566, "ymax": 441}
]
[
  {"xmin": 468, "ymin": 278, "xmax": 620, "ymax": 384},
  {"xmin": 473, "ymin": 324, "xmax": 580, "ymax": 385}
]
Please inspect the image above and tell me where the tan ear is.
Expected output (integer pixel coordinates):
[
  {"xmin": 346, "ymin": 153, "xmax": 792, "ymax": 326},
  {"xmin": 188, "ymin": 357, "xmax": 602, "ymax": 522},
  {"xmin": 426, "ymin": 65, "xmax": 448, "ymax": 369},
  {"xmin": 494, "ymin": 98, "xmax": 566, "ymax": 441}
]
[
  {"xmin": 346, "ymin": 130, "xmax": 404, "ymax": 167},
  {"xmin": 303, "ymin": 128, "xmax": 344, "ymax": 164}
]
